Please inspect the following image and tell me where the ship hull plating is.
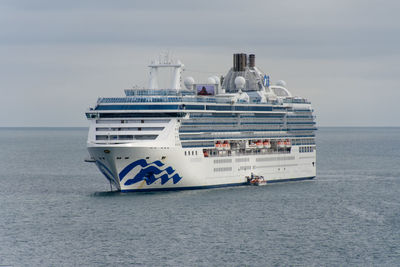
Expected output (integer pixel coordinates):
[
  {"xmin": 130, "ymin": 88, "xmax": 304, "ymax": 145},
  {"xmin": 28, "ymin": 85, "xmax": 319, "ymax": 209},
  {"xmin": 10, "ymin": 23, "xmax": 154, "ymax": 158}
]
[{"xmin": 88, "ymin": 145, "xmax": 316, "ymax": 192}]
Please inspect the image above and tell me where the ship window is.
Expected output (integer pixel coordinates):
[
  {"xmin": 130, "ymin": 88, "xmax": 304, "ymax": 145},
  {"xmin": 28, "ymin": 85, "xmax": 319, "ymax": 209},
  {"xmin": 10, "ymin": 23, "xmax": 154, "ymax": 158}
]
[
  {"xmin": 119, "ymin": 135, "xmax": 134, "ymax": 140},
  {"xmin": 96, "ymin": 135, "xmax": 108, "ymax": 140},
  {"xmin": 184, "ymin": 151, "xmax": 187, "ymax": 156},
  {"xmin": 134, "ymin": 135, "xmax": 158, "ymax": 140},
  {"xmin": 192, "ymin": 151, "xmax": 194, "ymax": 156}
]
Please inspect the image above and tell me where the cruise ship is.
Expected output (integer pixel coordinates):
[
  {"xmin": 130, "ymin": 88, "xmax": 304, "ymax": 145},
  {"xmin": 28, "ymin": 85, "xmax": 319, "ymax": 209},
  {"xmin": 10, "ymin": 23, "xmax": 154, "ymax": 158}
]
[{"xmin": 85, "ymin": 53, "xmax": 316, "ymax": 192}]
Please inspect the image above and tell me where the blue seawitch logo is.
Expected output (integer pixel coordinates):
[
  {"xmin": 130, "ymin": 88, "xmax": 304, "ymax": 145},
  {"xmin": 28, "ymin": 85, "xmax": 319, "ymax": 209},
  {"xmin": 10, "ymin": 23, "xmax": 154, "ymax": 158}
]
[{"xmin": 119, "ymin": 159, "xmax": 182, "ymax": 186}]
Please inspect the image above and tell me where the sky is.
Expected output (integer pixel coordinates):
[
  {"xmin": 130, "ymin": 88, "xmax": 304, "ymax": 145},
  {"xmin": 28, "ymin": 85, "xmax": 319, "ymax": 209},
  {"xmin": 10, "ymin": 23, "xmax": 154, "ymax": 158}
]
[{"xmin": 1, "ymin": 0, "xmax": 399, "ymax": 127}]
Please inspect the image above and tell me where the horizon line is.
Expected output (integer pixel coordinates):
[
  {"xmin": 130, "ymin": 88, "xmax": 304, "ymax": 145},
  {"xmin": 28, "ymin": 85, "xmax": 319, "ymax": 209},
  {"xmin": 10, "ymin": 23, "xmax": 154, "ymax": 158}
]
[{"xmin": 1, "ymin": 126, "xmax": 399, "ymax": 129}]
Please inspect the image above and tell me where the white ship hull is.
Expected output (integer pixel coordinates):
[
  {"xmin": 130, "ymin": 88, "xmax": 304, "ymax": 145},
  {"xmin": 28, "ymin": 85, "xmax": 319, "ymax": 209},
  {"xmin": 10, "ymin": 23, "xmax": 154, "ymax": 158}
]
[{"xmin": 88, "ymin": 144, "xmax": 316, "ymax": 192}]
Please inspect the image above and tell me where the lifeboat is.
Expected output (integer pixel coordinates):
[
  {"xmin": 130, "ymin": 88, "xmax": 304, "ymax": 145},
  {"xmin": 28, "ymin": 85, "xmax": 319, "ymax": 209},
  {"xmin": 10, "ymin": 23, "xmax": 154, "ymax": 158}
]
[
  {"xmin": 256, "ymin": 140, "xmax": 263, "ymax": 148},
  {"xmin": 277, "ymin": 140, "xmax": 285, "ymax": 149},
  {"xmin": 222, "ymin": 140, "xmax": 230, "ymax": 150},
  {"xmin": 215, "ymin": 141, "xmax": 222, "ymax": 149},
  {"xmin": 263, "ymin": 140, "xmax": 271, "ymax": 148},
  {"xmin": 285, "ymin": 139, "xmax": 292, "ymax": 148}
]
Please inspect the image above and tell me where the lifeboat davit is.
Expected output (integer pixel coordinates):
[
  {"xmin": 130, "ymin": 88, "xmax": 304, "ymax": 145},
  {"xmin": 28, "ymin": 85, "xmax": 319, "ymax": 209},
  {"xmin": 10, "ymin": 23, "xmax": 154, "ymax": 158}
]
[{"xmin": 249, "ymin": 140, "xmax": 256, "ymax": 148}]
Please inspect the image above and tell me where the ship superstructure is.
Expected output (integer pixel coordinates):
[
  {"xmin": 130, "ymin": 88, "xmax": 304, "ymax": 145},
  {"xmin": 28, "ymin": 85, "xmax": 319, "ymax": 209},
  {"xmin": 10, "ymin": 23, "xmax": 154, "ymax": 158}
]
[{"xmin": 85, "ymin": 53, "xmax": 316, "ymax": 192}]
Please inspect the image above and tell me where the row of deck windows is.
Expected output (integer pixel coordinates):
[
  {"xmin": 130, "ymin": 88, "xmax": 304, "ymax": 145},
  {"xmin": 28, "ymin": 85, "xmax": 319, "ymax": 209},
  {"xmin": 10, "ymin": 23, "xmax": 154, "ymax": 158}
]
[
  {"xmin": 299, "ymin": 146, "xmax": 315, "ymax": 153},
  {"xmin": 95, "ymin": 135, "xmax": 158, "ymax": 141},
  {"xmin": 184, "ymin": 150, "xmax": 198, "ymax": 156}
]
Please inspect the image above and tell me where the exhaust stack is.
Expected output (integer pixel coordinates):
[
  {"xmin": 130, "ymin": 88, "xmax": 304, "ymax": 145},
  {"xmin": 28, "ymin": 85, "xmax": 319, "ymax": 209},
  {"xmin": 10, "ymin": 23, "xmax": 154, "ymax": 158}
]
[
  {"xmin": 249, "ymin": 54, "xmax": 255, "ymax": 68},
  {"xmin": 233, "ymin": 53, "xmax": 247, "ymax": 71}
]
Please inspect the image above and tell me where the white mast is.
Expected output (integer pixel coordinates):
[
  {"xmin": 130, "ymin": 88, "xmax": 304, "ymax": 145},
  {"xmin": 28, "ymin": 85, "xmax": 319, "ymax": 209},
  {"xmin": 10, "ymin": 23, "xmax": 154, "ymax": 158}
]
[{"xmin": 148, "ymin": 52, "xmax": 184, "ymax": 90}]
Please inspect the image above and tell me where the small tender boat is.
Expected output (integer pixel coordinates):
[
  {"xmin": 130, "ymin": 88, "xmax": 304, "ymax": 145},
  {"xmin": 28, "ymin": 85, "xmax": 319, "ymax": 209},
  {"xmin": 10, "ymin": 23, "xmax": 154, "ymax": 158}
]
[{"xmin": 246, "ymin": 173, "xmax": 267, "ymax": 186}]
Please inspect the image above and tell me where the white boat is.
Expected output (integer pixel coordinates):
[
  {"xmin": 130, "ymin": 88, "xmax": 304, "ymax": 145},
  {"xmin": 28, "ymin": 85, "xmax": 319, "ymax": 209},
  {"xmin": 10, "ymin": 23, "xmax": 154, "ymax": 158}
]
[
  {"xmin": 246, "ymin": 174, "xmax": 268, "ymax": 186},
  {"xmin": 85, "ymin": 53, "xmax": 317, "ymax": 192}
]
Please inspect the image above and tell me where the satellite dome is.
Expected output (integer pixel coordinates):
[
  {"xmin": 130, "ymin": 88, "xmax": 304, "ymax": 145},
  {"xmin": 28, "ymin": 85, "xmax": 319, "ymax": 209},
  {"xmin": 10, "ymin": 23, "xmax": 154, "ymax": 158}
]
[
  {"xmin": 207, "ymin": 77, "xmax": 216, "ymax": 84},
  {"xmin": 234, "ymin": 76, "xmax": 246, "ymax": 89},
  {"xmin": 184, "ymin": 76, "xmax": 195, "ymax": 89},
  {"xmin": 276, "ymin": 80, "xmax": 287, "ymax": 87},
  {"xmin": 211, "ymin": 75, "xmax": 220, "ymax": 85}
]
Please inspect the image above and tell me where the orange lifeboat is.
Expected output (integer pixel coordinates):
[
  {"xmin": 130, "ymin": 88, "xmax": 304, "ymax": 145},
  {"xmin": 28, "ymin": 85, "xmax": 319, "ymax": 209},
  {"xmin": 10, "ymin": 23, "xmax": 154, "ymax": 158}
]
[
  {"xmin": 263, "ymin": 140, "xmax": 271, "ymax": 148},
  {"xmin": 285, "ymin": 139, "xmax": 292, "ymax": 148},
  {"xmin": 222, "ymin": 140, "xmax": 230, "ymax": 150},
  {"xmin": 256, "ymin": 140, "xmax": 263, "ymax": 148},
  {"xmin": 215, "ymin": 141, "xmax": 222, "ymax": 149},
  {"xmin": 277, "ymin": 140, "xmax": 284, "ymax": 148},
  {"xmin": 283, "ymin": 140, "xmax": 288, "ymax": 148}
]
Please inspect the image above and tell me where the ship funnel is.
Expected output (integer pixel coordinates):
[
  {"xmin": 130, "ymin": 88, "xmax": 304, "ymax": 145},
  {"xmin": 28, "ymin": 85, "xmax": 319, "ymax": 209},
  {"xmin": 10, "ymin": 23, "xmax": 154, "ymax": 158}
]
[
  {"xmin": 249, "ymin": 54, "xmax": 255, "ymax": 68},
  {"xmin": 233, "ymin": 53, "xmax": 247, "ymax": 72}
]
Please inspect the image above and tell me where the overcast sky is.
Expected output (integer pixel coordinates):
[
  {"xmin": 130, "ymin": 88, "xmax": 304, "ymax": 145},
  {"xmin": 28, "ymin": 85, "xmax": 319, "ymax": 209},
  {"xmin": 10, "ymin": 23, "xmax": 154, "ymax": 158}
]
[{"xmin": 1, "ymin": 0, "xmax": 399, "ymax": 127}]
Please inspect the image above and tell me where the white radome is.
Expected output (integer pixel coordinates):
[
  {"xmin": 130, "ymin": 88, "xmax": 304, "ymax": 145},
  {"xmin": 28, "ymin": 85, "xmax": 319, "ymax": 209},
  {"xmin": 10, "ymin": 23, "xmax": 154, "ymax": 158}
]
[
  {"xmin": 276, "ymin": 80, "xmax": 287, "ymax": 87},
  {"xmin": 234, "ymin": 76, "xmax": 246, "ymax": 89},
  {"xmin": 184, "ymin": 76, "xmax": 195, "ymax": 89},
  {"xmin": 207, "ymin": 77, "xmax": 216, "ymax": 84},
  {"xmin": 211, "ymin": 75, "xmax": 221, "ymax": 85}
]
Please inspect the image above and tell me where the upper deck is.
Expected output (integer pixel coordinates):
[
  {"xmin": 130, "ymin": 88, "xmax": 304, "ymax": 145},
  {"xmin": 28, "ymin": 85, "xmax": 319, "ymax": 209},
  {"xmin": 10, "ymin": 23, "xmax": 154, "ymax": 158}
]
[{"xmin": 86, "ymin": 53, "xmax": 316, "ymax": 146}]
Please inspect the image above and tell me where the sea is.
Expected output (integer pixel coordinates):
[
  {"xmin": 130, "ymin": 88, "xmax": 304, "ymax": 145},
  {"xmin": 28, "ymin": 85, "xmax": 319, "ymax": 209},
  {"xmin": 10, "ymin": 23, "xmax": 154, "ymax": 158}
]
[{"xmin": 0, "ymin": 127, "xmax": 399, "ymax": 266}]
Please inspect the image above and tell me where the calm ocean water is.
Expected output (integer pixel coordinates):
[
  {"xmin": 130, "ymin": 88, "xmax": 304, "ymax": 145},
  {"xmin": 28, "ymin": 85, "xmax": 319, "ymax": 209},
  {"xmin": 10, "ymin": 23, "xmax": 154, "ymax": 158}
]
[{"xmin": 0, "ymin": 127, "xmax": 399, "ymax": 266}]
